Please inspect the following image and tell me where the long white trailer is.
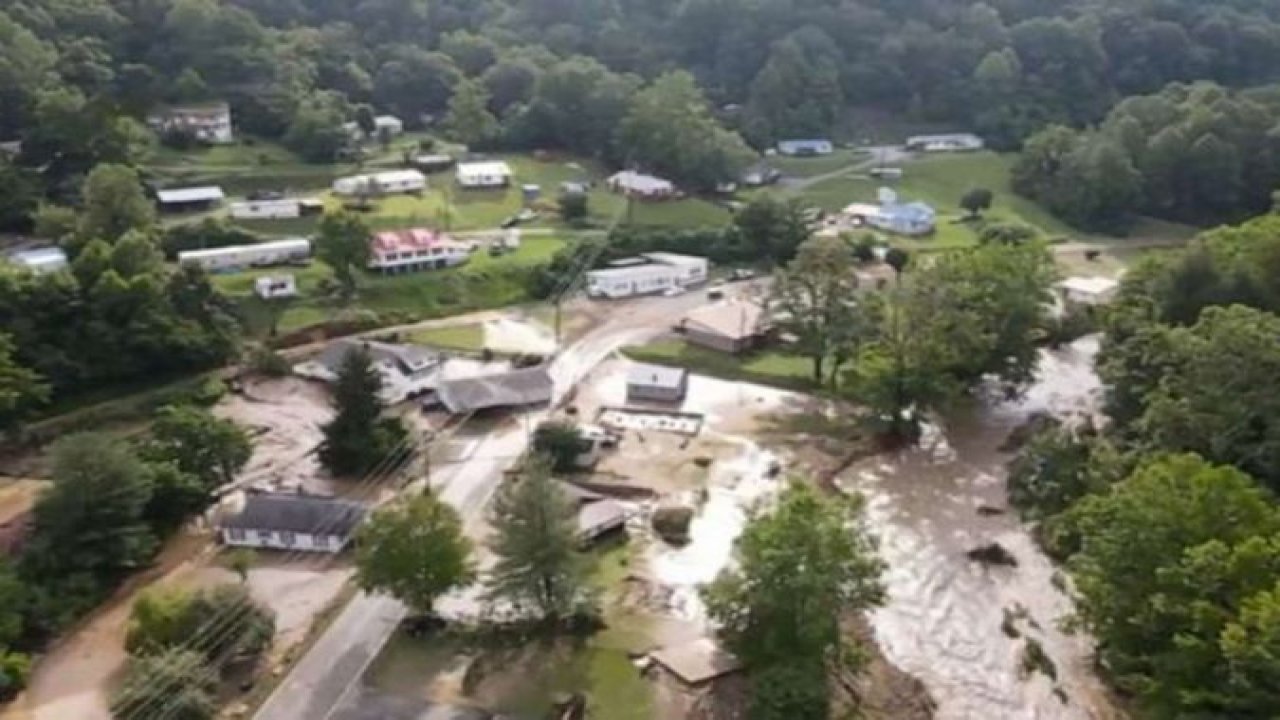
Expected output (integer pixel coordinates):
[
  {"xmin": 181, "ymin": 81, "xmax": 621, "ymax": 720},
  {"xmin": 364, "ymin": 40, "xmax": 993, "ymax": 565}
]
[{"xmin": 178, "ymin": 238, "xmax": 311, "ymax": 272}]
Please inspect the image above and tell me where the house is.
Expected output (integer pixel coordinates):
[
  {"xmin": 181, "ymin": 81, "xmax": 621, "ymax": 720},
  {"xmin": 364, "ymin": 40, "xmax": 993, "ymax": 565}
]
[
  {"xmin": 586, "ymin": 253, "xmax": 709, "ymax": 299},
  {"xmin": 157, "ymin": 186, "xmax": 225, "ymax": 213},
  {"xmin": 777, "ymin": 139, "xmax": 834, "ymax": 156},
  {"xmin": 254, "ymin": 274, "xmax": 298, "ymax": 300},
  {"xmin": 230, "ymin": 197, "xmax": 323, "ymax": 220},
  {"xmin": 843, "ymin": 188, "xmax": 936, "ymax": 236},
  {"xmin": 905, "ymin": 133, "xmax": 984, "ymax": 153},
  {"xmin": 220, "ymin": 493, "xmax": 368, "ymax": 554},
  {"xmin": 367, "ymin": 228, "xmax": 471, "ymax": 274},
  {"xmin": 412, "ymin": 154, "xmax": 456, "ymax": 173},
  {"xmin": 681, "ymin": 300, "xmax": 767, "ymax": 354},
  {"xmin": 147, "ymin": 102, "xmax": 234, "ymax": 144},
  {"xmin": 558, "ymin": 482, "xmax": 628, "ymax": 544},
  {"xmin": 343, "ymin": 115, "xmax": 404, "ymax": 139},
  {"xmin": 626, "ymin": 363, "xmax": 689, "ymax": 405},
  {"xmin": 332, "ymin": 170, "xmax": 427, "ymax": 196},
  {"xmin": 7, "ymin": 247, "xmax": 68, "ymax": 275},
  {"xmin": 606, "ymin": 171, "xmax": 676, "ymax": 199},
  {"xmin": 294, "ymin": 339, "xmax": 443, "ymax": 404},
  {"xmin": 456, "ymin": 161, "xmax": 513, "ymax": 189},
  {"xmin": 1058, "ymin": 276, "xmax": 1120, "ymax": 307},
  {"xmin": 178, "ymin": 237, "xmax": 311, "ymax": 272},
  {"xmin": 431, "ymin": 364, "xmax": 555, "ymax": 414}
]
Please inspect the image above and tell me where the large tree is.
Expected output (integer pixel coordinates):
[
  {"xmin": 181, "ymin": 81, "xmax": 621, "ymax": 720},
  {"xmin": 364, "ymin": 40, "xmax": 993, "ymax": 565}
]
[
  {"xmin": 110, "ymin": 648, "xmax": 218, "ymax": 720},
  {"xmin": 125, "ymin": 583, "xmax": 273, "ymax": 664},
  {"xmin": 704, "ymin": 483, "xmax": 884, "ymax": 718},
  {"xmin": 78, "ymin": 163, "xmax": 155, "ymax": 244},
  {"xmin": 771, "ymin": 236, "xmax": 863, "ymax": 384},
  {"xmin": 442, "ymin": 79, "xmax": 499, "ymax": 149},
  {"xmin": 0, "ymin": 332, "xmax": 47, "ymax": 433},
  {"xmin": 314, "ymin": 210, "xmax": 370, "ymax": 300},
  {"xmin": 146, "ymin": 404, "xmax": 251, "ymax": 491},
  {"xmin": 318, "ymin": 346, "xmax": 406, "ymax": 476},
  {"xmin": 485, "ymin": 455, "xmax": 589, "ymax": 621},
  {"xmin": 731, "ymin": 195, "xmax": 811, "ymax": 265},
  {"xmin": 355, "ymin": 493, "xmax": 473, "ymax": 615}
]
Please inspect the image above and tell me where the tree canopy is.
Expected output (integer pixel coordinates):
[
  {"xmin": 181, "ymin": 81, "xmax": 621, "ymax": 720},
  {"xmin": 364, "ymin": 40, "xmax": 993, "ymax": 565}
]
[
  {"xmin": 318, "ymin": 345, "xmax": 407, "ymax": 477},
  {"xmin": 355, "ymin": 493, "xmax": 474, "ymax": 615}
]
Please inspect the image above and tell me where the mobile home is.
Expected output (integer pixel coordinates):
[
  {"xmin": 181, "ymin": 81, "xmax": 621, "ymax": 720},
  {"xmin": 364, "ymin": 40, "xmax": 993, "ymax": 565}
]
[{"xmin": 178, "ymin": 238, "xmax": 311, "ymax": 272}]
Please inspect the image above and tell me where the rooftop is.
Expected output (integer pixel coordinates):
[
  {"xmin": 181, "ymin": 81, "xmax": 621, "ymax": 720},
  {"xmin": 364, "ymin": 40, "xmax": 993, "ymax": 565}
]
[
  {"xmin": 457, "ymin": 161, "xmax": 512, "ymax": 176},
  {"xmin": 1060, "ymin": 276, "xmax": 1120, "ymax": 295},
  {"xmin": 178, "ymin": 237, "xmax": 310, "ymax": 261},
  {"xmin": 627, "ymin": 363, "xmax": 687, "ymax": 390},
  {"xmin": 157, "ymin": 186, "xmax": 225, "ymax": 204},
  {"xmin": 608, "ymin": 170, "xmax": 674, "ymax": 194},
  {"xmin": 682, "ymin": 301, "xmax": 766, "ymax": 341},
  {"xmin": 370, "ymin": 228, "xmax": 464, "ymax": 255},
  {"xmin": 434, "ymin": 364, "xmax": 554, "ymax": 413},
  {"xmin": 644, "ymin": 252, "xmax": 706, "ymax": 268},
  {"xmin": 8, "ymin": 247, "xmax": 67, "ymax": 268},
  {"xmin": 222, "ymin": 493, "xmax": 368, "ymax": 537},
  {"xmin": 315, "ymin": 339, "xmax": 442, "ymax": 376}
]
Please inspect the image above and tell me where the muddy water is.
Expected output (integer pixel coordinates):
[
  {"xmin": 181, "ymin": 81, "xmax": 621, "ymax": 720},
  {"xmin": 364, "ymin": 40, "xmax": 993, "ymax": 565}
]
[{"xmin": 839, "ymin": 336, "xmax": 1122, "ymax": 720}]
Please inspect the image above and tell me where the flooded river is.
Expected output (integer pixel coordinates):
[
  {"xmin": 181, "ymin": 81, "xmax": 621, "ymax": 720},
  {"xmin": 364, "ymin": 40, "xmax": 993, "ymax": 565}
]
[{"xmin": 840, "ymin": 336, "xmax": 1122, "ymax": 720}]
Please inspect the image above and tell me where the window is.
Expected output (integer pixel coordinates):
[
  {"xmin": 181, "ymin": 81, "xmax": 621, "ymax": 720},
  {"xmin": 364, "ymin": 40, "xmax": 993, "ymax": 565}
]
[
  {"xmin": 280, "ymin": 531, "xmax": 296, "ymax": 547},
  {"xmin": 227, "ymin": 528, "xmax": 246, "ymax": 541}
]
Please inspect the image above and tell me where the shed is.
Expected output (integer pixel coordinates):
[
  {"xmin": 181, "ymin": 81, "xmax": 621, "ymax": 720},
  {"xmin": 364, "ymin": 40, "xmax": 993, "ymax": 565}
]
[
  {"xmin": 157, "ymin": 186, "xmax": 225, "ymax": 212},
  {"xmin": 651, "ymin": 638, "xmax": 743, "ymax": 686},
  {"xmin": 221, "ymin": 493, "xmax": 368, "ymax": 553},
  {"xmin": 626, "ymin": 363, "xmax": 689, "ymax": 405},
  {"xmin": 606, "ymin": 171, "xmax": 675, "ymax": 199},
  {"xmin": 456, "ymin": 161, "xmax": 513, "ymax": 189}
]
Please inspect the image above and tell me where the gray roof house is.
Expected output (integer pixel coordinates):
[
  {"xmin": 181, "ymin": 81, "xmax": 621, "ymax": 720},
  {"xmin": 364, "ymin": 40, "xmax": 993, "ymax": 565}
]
[
  {"xmin": 294, "ymin": 339, "xmax": 444, "ymax": 404},
  {"xmin": 626, "ymin": 363, "xmax": 689, "ymax": 405},
  {"xmin": 221, "ymin": 493, "xmax": 368, "ymax": 553},
  {"xmin": 433, "ymin": 365, "xmax": 554, "ymax": 414}
]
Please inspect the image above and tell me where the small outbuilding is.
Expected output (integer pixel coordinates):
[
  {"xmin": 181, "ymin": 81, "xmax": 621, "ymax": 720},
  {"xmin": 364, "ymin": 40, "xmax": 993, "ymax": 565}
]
[
  {"xmin": 157, "ymin": 186, "xmax": 226, "ymax": 213},
  {"xmin": 456, "ymin": 161, "xmax": 513, "ymax": 189},
  {"xmin": 606, "ymin": 171, "xmax": 676, "ymax": 199},
  {"xmin": 626, "ymin": 363, "xmax": 689, "ymax": 405},
  {"xmin": 777, "ymin": 139, "xmax": 834, "ymax": 156},
  {"xmin": 254, "ymin": 274, "xmax": 298, "ymax": 300},
  {"xmin": 7, "ymin": 247, "xmax": 68, "ymax": 275},
  {"xmin": 1058, "ymin": 276, "xmax": 1120, "ymax": 307},
  {"xmin": 220, "ymin": 493, "xmax": 368, "ymax": 553}
]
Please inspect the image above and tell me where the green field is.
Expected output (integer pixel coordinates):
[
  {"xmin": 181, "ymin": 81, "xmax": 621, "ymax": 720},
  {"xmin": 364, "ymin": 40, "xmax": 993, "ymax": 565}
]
[
  {"xmin": 404, "ymin": 323, "xmax": 484, "ymax": 351},
  {"xmin": 624, "ymin": 339, "xmax": 816, "ymax": 391},
  {"xmin": 769, "ymin": 148, "xmax": 869, "ymax": 178},
  {"xmin": 213, "ymin": 235, "xmax": 566, "ymax": 336}
]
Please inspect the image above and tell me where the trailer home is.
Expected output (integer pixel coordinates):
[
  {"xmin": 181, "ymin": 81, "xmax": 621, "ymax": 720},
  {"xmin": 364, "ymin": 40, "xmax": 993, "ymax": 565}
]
[{"xmin": 178, "ymin": 238, "xmax": 311, "ymax": 272}]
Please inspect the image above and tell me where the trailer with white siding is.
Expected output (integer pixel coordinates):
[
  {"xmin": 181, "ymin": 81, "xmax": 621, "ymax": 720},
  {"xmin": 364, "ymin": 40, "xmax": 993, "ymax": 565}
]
[
  {"xmin": 230, "ymin": 198, "xmax": 302, "ymax": 220},
  {"xmin": 178, "ymin": 237, "xmax": 311, "ymax": 272}
]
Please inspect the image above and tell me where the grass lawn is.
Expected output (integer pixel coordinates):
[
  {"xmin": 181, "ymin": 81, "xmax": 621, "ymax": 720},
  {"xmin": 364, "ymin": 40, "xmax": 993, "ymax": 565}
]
[
  {"xmin": 404, "ymin": 323, "xmax": 484, "ymax": 351},
  {"xmin": 213, "ymin": 235, "xmax": 567, "ymax": 336},
  {"xmin": 624, "ymin": 338, "xmax": 816, "ymax": 391},
  {"xmin": 769, "ymin": 149, "xmax": 870, "ymax": 178}
]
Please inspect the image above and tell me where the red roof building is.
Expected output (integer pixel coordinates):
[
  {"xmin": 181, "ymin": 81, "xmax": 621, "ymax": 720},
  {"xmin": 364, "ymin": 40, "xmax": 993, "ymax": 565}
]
[{"xmin": 368, "ymin": 228, "xmax": 471, "ymax": 274}]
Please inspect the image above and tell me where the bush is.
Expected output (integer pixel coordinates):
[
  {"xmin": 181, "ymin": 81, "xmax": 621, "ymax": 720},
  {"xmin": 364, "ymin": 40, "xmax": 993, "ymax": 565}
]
[
  {"xmin": 652, "ymin": 505, "xmax": 694, "ymax": 545},
  {"xmin": 248, "ymin": 345, "xmax": 291, "ymax": 377},
  {"xmin": 531, "ymin": 421, "xmax": 590, "ymax": 473},
  {"xmin": 161, "ymin": 219, "xmax": 262, "ymax": 261},
  {"xmin": 0, "ymin": 651, "xmax": 31, "ymax": 702}
]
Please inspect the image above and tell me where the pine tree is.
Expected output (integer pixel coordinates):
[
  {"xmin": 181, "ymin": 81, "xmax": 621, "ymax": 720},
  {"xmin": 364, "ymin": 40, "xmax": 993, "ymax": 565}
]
[
  {"xmin": 319, "ymin": 346, "xmax": 406, "ymax": 476},
  {"xmin": 484, "ymin": 454, "xmax": 590, "ymax": 621}
]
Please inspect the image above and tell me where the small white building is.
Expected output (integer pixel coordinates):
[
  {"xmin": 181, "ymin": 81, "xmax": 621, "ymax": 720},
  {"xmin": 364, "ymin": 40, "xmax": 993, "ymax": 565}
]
[
  {"xmin": 157, "ymin": 186, "xmax": 226, "ymax": 212},
  {"xmin": 220, "ymin": 493, "xmax": 368, "ymax": 553},
  {"xmin": 332, "ymin": 169, "xmax": 427, "ymax": 196},
  {"xmin": 606, "ymin": 171, "xmax": 676, "ymax": 199},
  {"xmin": 7, "ymin": 247, "xmax": 68, "ymax": 275},
  {"xmin": 368, "ymin": 228, "xmax": 471, "ymax": 274},
  {"xmin": 178, "ymin": 237, "xmax": 311, "ymax": 273},
  {"xmin": 147, "ymin": 102, "xmax": 234, "ymax": 144},
  {"xmin": 1058, "ymin": 276, "xmax": 1120, "ymax": 307},
  {"xmin": 905, "ymin": 133, "xmax": 984, "ymax": 153},
  {"xmin": 229, "ymin": 198, "xmax": 323, "ymax": 220},
  {"xmin": 343, "ymin": 115, "xmax": 404, "ymax": 139},
  {"xmin": 254, "ymin": 274, "xmax": 298, "ymax": 300},
  {"xmin": 456, "ymin": 161, "xmax": 513, "ymax": 189},
  {"xmin": 586, "ymin": 253, "xmax": 709, "ymax": 300}
]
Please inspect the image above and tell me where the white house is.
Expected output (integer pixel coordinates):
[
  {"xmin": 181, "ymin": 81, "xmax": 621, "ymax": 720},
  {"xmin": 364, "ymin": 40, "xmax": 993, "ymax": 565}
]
[
  {"xmin": 157, "ymin": 186, "xmax": 225, "ymax": 212},
  {"xmin": 147, "ymin": 102, "xmax": 234, "ymax": 144},
  {"xmin": 606, "ymin": 171, "xmax": 676, "ymax": 199},
  {"xmin": 220, "ymin": 493, "xmax": 368, "ymax": 554},
  {"xmin": 254, "ymin": 274, "xmax": 298, "ymax": 300},
  {"xmin": 294, "ymin": 339, "xmax": 444, "ymax": 404},
  {"xmin": 343, "ymin": 114, "xmax": 404, "ymax": 139},
  {"xmin": 368, "ymin": 228, "xmax": 471, "ymax": 274},
  {"xmin": 7, "ymin": 247, "xmax": 68, "ymax": 275},
  {"xmin": 905, "ymin": 133, "xmax": 984, "ymax": 153},
  {"xmin": 178, "ymin": 237, "xmax": 311, "ymax": 272},
  {"xmin": 229, "ymin": 198, "xmax": 322, "ymax": 220},
  {"xmin": 586, "ymin": 252, "xmax": 709, "ymax": 299},
  {"xmin": 332, "ymin": 169, "xmax": 427, "ymax": 196},
  {"xmin": 1058, "ymin": 276, "xmax": 1120, "ymax": 307},
  {"xmin": 456, "ymin": 161, "xmax": 513, "ymax": 189}
]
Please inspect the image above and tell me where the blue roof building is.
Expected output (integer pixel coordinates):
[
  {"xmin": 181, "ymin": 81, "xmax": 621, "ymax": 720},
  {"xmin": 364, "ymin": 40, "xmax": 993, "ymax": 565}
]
[
  {"xmin": 777, "ymin": 139, "xmax": 834, "ymax": 156},
  {"xmin": 875, "ymin": 201, "xmax": 936, "ymax": 236}
]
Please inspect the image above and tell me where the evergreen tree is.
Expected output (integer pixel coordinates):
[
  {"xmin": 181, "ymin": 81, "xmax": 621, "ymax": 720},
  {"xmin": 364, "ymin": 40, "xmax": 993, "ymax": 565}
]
[
  {"xmin": 318, "ymin": 346, "xmax": 407, "ymax": 476},
  {"xmin": 485, "ymin": 454, "xmax": 590, "ymax": 621}
]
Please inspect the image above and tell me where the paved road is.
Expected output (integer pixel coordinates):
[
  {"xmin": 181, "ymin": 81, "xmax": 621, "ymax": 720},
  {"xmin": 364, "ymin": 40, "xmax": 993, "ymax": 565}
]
[{"xmin": 253, "ymin": 289, "xmax": 715, "ymax": 720}]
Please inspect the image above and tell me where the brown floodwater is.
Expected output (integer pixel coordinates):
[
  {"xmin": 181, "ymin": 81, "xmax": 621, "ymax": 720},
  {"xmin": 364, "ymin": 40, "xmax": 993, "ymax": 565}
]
[{"xmin": 838, "ymin": 336, "xmax": 1124, "ymax": 720}]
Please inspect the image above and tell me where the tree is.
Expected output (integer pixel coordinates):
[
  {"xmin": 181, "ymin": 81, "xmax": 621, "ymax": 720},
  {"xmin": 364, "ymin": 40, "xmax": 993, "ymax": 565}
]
[
  {"xmin": 616, "ymin": 71, "xmax": 754, "ymax": 191},
  {"xmin": 314, "ymin": 210, "xmax": 370, "ymax": 299},
  {"xmin": 0, "ymin": 332, "xmax": 47, "ymax": 433},
  {"xmin": 224, "ymin": 548, "xmax": 256, "ymax": 583},
  {"xmin": 485, "ymin": 455, "xmax": 590, "ymax": 621},
  {"xmin": 732, "ymin": 195, "xmax": 812, "ymax": 265},
  {"xmin": 284, "ymin": 91, "xmax": 351, "ymax": 163},
  {"xmin": 771, "ymin": 236, "xmax": 863, "ymax": 384},
  {"xmin": 704, "ymin": 483, "xmax": 883, "ymax": 716},
  {"xmin": 353, "ymin": 105, "xmax": 376, "ymax": 137},
  {"xmin": 960, "ymin": 188, "xmax": 994, "ymax": 218},
  {"xmin": 355, "ymin": 493, "xmax": 473, "ymax": 615},
  {"xmin": 1006, "ymin": 421, "xmax": 1119, "ymax": 522},
  {"xmin": 531, "ymin": 422, "xmax": 590, "ymax": 474},
  {"xmin": 147, "ymin": 404, "xmax": 251, "ymax": 491},
  {"xmin": 443, "ymin": 79, "xmax": 499, "ymax": 149},
  {"xmin": 21, "ymin": 433, "xmax": 157, "ymax": 623},
  {"xmin": 745, "ymin": 28, "xmax": 844, "ymax": 143},
  {"xmin": 110, "ymin": 648, "xmax": 218, "ymax": 720},
  {"xmin": 0, "ymin": 160, "xmax": 38, "ymax": 232},
  {"xmin": 1064, "ymin": 454, "xmax": 1280, "ymax": 716},
  {"xmin": 79, "ymin": 164, "xmax": 155, "ymax": 243},
  {"xmin": 319, "ymin": 345, "xmax": 407, "ymax": 476},
  {"xmin": 558, "ymin": 191, "xmax": 588, "ymax": 224},
  {"xmin": 125, "ymin": 584, "xmax": 273, "ymax": 663}
]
